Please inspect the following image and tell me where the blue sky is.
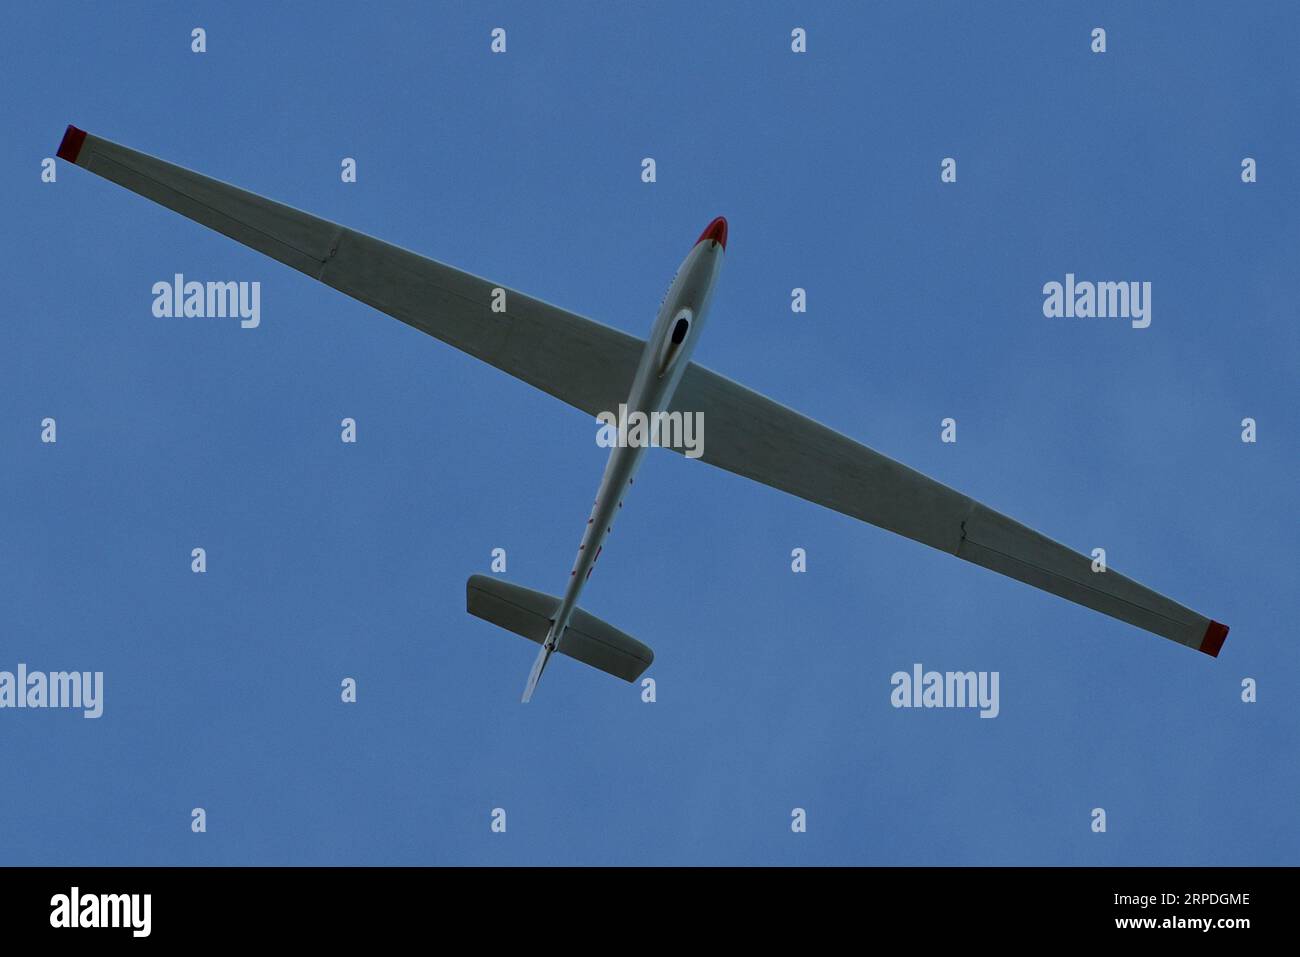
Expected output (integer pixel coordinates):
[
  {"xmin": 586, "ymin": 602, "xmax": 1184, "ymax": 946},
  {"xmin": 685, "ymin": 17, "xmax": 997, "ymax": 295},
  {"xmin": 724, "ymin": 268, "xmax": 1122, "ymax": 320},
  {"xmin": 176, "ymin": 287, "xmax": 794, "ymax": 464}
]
[{"xmin": 2, "ymin": 2, "xmax": 1296, "ymax": 865}]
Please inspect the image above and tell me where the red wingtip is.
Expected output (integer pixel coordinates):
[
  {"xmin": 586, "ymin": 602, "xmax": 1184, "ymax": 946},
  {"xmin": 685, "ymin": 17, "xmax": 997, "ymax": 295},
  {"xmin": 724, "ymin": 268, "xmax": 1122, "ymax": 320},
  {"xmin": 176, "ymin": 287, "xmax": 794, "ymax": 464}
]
[
  {"xmin": 1199, "ymin": 620, "xmax": 1229, "ymax": 657},
  {"xmin": 57, "ymin": 125, "xmax": 87, "ymax": 163},
  {"xmin": 697, "ymin": 216, "xmax": 727, "ymax": 251}
]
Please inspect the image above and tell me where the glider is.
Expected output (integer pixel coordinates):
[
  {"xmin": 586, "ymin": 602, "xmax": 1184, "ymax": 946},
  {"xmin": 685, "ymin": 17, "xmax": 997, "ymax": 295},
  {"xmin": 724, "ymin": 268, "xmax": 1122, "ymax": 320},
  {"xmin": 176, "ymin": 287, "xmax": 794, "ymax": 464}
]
[{"xmin": 55, "ymin": 125, "xmax": 1229, "ymax": 701}]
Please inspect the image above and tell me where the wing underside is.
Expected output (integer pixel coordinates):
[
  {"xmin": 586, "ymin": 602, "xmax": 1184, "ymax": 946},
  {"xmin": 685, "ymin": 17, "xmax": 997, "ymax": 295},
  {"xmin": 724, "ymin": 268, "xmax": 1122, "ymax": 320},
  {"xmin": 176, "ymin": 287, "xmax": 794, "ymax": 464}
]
[
  {"xmin": 59, "ymin": 125, "xmax": 1227, "ymax": 657},
  {"xmin": 57, "ymin": 125, "xmax": 643, "ymax": 418},
  {"xmin": 670, "ymin": 366, "xmax": 1227, "ymax": 655}
]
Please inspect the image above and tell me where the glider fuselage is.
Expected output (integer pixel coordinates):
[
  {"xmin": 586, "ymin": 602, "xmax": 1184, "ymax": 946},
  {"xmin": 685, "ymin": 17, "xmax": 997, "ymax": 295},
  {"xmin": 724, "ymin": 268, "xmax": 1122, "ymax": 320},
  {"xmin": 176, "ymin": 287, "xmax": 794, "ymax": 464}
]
[{"xmin": 548, "ymin": 219, "xmax": 727, "ymax": 647}]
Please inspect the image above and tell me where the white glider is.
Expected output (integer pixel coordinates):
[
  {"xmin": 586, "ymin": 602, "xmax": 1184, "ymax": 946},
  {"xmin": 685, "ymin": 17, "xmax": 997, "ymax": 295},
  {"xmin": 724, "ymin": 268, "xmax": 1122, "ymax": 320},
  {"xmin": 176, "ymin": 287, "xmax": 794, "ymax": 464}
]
[{"xmin": 56, "ymin": 125, "xmax": 1229, "ymax": 701}]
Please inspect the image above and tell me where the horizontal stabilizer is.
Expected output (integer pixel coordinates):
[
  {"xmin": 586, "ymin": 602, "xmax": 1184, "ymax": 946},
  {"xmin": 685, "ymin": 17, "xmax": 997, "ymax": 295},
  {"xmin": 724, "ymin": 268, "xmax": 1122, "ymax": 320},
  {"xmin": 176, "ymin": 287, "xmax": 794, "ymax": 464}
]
[{"xmin": 466, "ymin": 576, "xmax": 654, "ymax": 682}]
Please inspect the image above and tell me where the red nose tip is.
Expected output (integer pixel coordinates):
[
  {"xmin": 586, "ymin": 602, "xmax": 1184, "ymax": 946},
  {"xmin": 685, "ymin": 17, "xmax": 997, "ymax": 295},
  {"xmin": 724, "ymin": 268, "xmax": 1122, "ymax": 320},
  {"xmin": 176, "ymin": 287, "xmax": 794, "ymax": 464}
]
[{"xmin": 697, "ymin": 216, "xmax": 727, "ymax": 251}]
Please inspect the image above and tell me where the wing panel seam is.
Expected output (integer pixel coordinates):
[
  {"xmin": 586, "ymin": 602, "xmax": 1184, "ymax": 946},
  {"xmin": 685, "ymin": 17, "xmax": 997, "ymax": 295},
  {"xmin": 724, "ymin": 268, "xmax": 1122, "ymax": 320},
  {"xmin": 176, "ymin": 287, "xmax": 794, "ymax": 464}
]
[
  {"xmin": 959, "ymin": 537, "xmax": 1195, "ymax": 631},
  {"xmin": 91, "ymin": 150, "xmax": 329, "ymax": 266}
]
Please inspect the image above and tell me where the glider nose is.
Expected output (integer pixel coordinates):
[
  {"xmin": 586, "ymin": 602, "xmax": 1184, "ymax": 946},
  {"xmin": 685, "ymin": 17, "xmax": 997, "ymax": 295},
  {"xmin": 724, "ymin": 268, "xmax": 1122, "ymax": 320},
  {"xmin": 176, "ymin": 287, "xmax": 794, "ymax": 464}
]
[{"xmin": 697, "ymin": 216, "xmax": 727, "ymax": 251}]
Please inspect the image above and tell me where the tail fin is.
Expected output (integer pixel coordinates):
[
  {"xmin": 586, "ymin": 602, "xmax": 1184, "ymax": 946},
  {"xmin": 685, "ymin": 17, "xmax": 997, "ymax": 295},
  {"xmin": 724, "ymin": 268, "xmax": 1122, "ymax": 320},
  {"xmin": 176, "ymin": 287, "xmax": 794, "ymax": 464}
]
[
  {"xmin": 521, "ymin": 639, "xmax": 555, "ymax": 703},
  {"xmin": 466, "ymin": 576, "xmax": 654, "ymax": 701}
]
